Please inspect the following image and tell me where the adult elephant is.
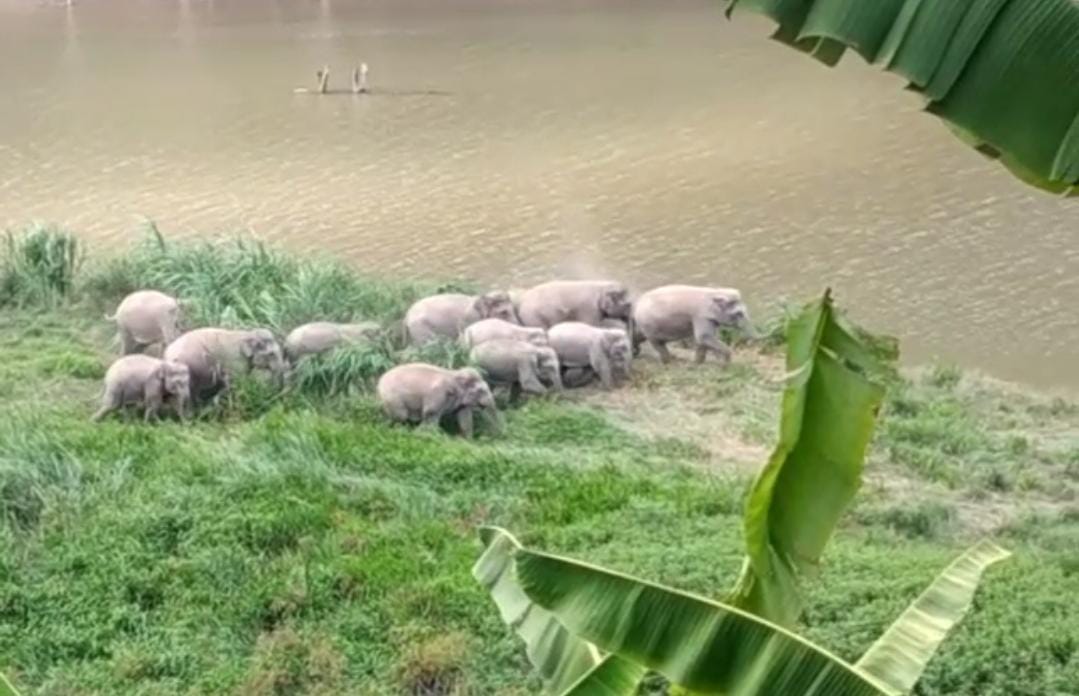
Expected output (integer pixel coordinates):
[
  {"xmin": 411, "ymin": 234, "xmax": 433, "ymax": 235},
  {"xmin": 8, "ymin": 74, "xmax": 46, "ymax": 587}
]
[
  {"xmin": 404, "ymin": 291, "xmax": 518, "ymax": 345},
  {"xmin": 632, "ymin": 285, "xmax": 751, "ymax": 364},
  {"xmin": 163, "ymin": 327, "xmax": 288, "ymax": 403},
  {"xmin": 516, "ymin": 280, "xmax": 632, "ymax": 329}
]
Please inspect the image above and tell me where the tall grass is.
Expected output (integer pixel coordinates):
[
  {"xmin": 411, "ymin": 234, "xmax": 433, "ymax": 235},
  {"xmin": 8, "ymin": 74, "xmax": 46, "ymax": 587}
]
[
  {"xmin": 0, "ymin": 224, "xmax": 82, "ymax": 308},
  {"xmin": 82, "ymin": 222, "xmax": 429, "ymax": 332}
]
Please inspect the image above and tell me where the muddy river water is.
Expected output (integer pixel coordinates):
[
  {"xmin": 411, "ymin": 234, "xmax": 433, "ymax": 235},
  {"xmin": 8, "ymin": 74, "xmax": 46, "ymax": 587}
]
[{"xmin": 1, "ymin": 0, "xmax": 1076, "ymax": 388}]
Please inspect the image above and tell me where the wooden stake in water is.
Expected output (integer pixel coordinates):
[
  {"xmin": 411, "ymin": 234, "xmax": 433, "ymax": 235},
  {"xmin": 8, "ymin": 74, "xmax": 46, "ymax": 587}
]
[
  {"xmin": 352, "ymin": 62, "xmax": 369, "ymax": 94},
  {"xmin": 317, "ymin": 65, "xmax": 330, "ymax": 94}
]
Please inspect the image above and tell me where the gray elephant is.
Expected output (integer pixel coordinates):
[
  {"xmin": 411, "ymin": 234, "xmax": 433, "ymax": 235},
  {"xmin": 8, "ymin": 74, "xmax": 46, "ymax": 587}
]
[
  {"xmin": 163, "ymin": 327, "xmax": 287, "ymax": 402},
  {"xmin": 284, "ymin": 321, "xmax": 381, "ymax": 362},
  {"xmin": 470, "ymin": 339, "xmax": 562, "ymax": 401},
  {"xmin": 460, "ymin": 318, "xmax": 548, "ymax": 349},
  {"xmin": 517, "ymin": 280, "xmax": 632, "ymax": 329},
  {"xmin": 92, "ymin": 355, "xmax": 191, "ymax": 422},
  {"xmin": 404, "ymin": 291, "xmax": 518, "ymax": 345},
  {"xmin": 377, "ymin": 363, "xmax": 499, "ymax": 438},
  {"xmin": 632, "ymin": 285, "xmax": 750, "ymax": 364},
  {"xmin": 547, "ymin": 322, "xmax": 632, "ymax": 390},
  {"xmin": 107, "ymin": 290, "xmax": 184, "ymax": 355}
]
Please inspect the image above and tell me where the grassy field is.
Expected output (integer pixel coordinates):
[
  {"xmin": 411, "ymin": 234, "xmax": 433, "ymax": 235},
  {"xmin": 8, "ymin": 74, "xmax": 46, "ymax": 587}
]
[{"xmin": 1, "ymin": 228, "xmax": 1077, "ymax": 695}]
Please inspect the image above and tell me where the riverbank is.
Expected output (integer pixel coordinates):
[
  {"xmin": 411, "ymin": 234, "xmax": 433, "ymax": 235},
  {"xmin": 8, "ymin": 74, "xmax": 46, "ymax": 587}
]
[{"xmin": 1, "ymin": 229, "xmax": 1077, "ymax": 694}]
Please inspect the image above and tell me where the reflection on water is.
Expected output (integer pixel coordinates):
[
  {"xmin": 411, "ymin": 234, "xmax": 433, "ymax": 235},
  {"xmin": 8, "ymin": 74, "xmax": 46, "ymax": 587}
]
[{"xmin": 1, "ymin": 0, "xmax": 1076, "ymax": 388}]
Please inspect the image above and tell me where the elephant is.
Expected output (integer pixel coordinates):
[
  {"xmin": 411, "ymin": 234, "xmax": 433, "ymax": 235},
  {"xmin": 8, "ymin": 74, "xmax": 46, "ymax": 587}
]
[
  {"xmin": 283, "ymin": 321, "xmax": 381, "ymax": 362},
  {"xmin": 470, "ymin": 339, "xmax": 562, "ymax": 401},
  {"xmin": 91, "ymin": 355, "xmax": 191, "ymax": 422},
  {"xmin": 460, "ymin": 318, "xmax": 548, "ymax": 349},
  {"xmin": 547, "ymin": 322, "xmax": 632, "ymax": 390},
  {"xmin": 163, "ymin": 327, "xmax": 288, "ymax": 403},
  {"xmin": 377, "ymin": 363, "xmax": 499, "ymax": 438},
  {"xmin": 516, "ymin": 280, "xmax": 633, "ymax": 329},
  {"xmin": 404, "ymin": 291, "xmax": 518, "ymax": 345},
  {"xmin": 632, "ymin": 285, "xmax": 750, "ymax": 364},
  {"xmin": 106, "ymin": 290, "xmax": 184, "ymax": 355}
]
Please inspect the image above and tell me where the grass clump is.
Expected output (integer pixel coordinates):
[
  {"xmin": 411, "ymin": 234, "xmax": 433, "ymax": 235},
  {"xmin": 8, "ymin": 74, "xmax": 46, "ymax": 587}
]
[
  {"xmin": 288, "ymin": 342, "xmax": 398, "ymax": 398},
  {"xmin": 82, "ymin": 222, "xmax": 428, "ymax": 332},
  {"xmin": 1, "ymin": 224, "xmax": 82, "ymax": 308}
]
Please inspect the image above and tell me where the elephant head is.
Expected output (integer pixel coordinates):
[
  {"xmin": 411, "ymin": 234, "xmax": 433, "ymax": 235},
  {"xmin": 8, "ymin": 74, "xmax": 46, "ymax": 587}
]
[
  {"xmin": 161, "ymin": 360, "xmax": 191, "ymax": 416},
  {"xmin": 598, "ymin": 286, "xmax": 632, "ymax": 322},
  {"xmin": 603, "ymin": 329, "xmax": 633, "ymax": 378},
  {"xmin": 452, "ymin": 367, "xmax": 497, "ymax": 411},
  {"xmin": 710, "ymin": 294, "xmax": 752, "ymax": 334},
  {"xmin": 474, "ymin": 291, "xmax": 519, "ymax": 324},
  {"xmin": 241, "ymin": 329, "xmax": 288, "ymax": 384}
]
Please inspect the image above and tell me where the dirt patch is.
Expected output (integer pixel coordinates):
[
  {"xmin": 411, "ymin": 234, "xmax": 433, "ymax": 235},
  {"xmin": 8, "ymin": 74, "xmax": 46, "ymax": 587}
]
[{"xmin": 578, "ymin": 346, "xmax": 783, "ymax": 473}]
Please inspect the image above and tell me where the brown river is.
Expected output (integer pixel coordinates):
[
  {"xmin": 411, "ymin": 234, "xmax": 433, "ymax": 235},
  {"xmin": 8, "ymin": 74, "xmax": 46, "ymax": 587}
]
[{"xmin": 1, "ymin": 0, "xmax": 1077, "ymax": 389}]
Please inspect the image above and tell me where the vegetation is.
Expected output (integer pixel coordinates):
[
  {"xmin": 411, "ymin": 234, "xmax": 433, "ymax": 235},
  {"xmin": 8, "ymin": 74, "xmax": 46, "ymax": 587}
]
[
  {"xmin": 725, "ymin": 0, "xmax": 1079, "ymax": 193},
  {"xmin": 0, "ymin": 225, "xmax": 82, "ymax": 309},
  {"xmin": 476, "ymin": 293, "xmax": 1009, "ymax": 694},
  {"xmin": 0, "ymin": 229, "xmax": 1077, "ymax": 694}
]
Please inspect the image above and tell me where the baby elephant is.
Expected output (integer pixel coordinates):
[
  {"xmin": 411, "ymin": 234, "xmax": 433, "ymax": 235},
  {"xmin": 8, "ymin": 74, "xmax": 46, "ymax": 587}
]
[
  {"xmin": 377, "ymin": 363, "xmax": 498, "ymax": 438},
  {"xmin": 107, "ymin": 290, "xmax": 183, "ymax": 355},
  {"xmin": 460, "ymin": 318, "xmax": 548, "ymax": 349},
  {"xmin": 92, "ymin": 355, "xmax": 191, "ymax": 422},
  {"xmin": 547, "ymin": 322, "xmax": 632, "ymax": 390},
  {"xmin": 470, "ymin": 339, "xmax": 562, "ymax": 401},
  {"xmin": 404, "ymin": 291, "xmax": 518, "ymax": 345},
  {"xmin": 633, "ymin": 285, "xmax": 750, "ymax": 364},
  {"xmin": 517, "ymin": 280, "xmax": 633, "ymax": 329},
  {"xmin": 284, "ymin": 321, "xmax": 381, "ymax": 362},
  {"xmin": 163, "ymin": 327, "xmax": 288, "ymax": 403}
]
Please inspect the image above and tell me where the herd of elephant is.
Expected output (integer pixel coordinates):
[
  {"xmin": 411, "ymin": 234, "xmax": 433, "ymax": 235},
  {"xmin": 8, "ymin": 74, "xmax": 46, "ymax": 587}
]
[{"xmin": 92, "ymin": 280, "xmax": 752, "ymax": 438}]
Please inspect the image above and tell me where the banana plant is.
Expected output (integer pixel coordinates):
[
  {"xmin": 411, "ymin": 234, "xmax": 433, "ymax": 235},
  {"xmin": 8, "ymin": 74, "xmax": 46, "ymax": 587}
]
[
  {"xmin": 724, "ymin": 0, "xmax": 1079, "ymax": 194},
  {"xmin": 0, "ymin": 672, "xmax": 19, "ymax": 696},
  {"xmin": 474, "ymin": 290, "xmax": 1010, "ymax": 694}
]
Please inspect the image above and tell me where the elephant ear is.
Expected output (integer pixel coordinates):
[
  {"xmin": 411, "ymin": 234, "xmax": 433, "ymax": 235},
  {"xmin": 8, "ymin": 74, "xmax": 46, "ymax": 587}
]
[{"xmin": 239, "ymin": 336, "xmax": 258, "ymax": 359}]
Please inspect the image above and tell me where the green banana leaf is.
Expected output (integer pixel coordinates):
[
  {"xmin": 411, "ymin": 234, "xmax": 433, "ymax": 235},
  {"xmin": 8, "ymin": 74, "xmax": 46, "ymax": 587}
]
[
  {"xmin": 515, "ymin": 548, "xmax": 900, "ymax": 696},
  {"xmin": 729, "ymin": 290, "xmax": 896, "ymax": 626},
  {"xmin": 726, "ymin": 0, "xmax": 1079, "ymax": 194},
  {"xmin": 472, "ymin": 526, "xmax": 604, "ymax": 692},
  {"xmin": 0, "ymin": 672, "xmax": 19, "ymax": 696},
  {"xmin": 855, "ymin": 540, "xmax": 1012, "ymax": 693},
  {"xmin": 516, "ymin": 541, "xmax": 1009, "ymax": 695},
  {"xmin": 559, "ymin": 655, "xmax": 647, "ymax": 696}
]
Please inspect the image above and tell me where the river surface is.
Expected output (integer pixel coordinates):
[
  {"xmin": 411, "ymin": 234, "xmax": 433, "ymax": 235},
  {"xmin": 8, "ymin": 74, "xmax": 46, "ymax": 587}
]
[{"xmin": 1, "ymin": 0, "xmax": 1076, "ymax": 389}]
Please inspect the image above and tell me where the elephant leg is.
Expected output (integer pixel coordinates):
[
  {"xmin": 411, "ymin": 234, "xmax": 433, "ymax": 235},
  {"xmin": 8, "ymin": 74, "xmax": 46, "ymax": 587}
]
[
  {"xmin": 455, "ymin": 407, "xmax": 474, "ymax": 439},
  {"xmin": 517, "ymin": 357, "xmax": 547, "ymax": 395},
  {"xmin": 648, "ymin": 338, "xmax": 673, "ymax": 364},
  {"xmin": 120, "ymin": 329, "xmax": 139, "ymax": 356},
  {"xmin": 562, "ymin": 367, "xmax": 594, "ymax": 389},
  {"xmin": 694, "ymin": 319, "xmax": 731, "ymax": 365},
  {"xmin": 91, "ymin": 390, "xmax": 119, "ymax": 422},
  {"xmin": 508, "ymin": 382, "xmax": 523, "ymax": 406}
]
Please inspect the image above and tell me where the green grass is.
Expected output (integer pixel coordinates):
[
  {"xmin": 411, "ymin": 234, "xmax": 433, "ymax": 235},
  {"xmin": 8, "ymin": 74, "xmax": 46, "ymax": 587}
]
[
  {"xmin": 1, "ymin": 224, "xmax": 82, "ymax": 309},
  {"xmin": 0, "ymin": 233, "xmax": 1077, "ymax": 694}
]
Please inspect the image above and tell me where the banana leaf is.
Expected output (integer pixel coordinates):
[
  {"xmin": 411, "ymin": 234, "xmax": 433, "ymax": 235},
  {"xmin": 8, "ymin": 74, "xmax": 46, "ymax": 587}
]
[
  {"xmin": 855, "ymin": 540, "xmax": 1012, "ymax": 693},
  {"xmin": 0, "ymin": 672, "xmax": 18, "ymax": 696},
  {"xmin": 472, "ymin": 526, "xmax": 605, "ymax": 692},
  {"xmin": 726, "ymin": 0, "xmax": 1079, "ymax": 193},
  {"xmin": 729, "ymin": 290, "xmax": 896, "ymax": 626},
  {"xmin": 517, "ymin": 541, "xmax": 1009, "ymax": 695},
  {"xmin": 560, "ymin": 655, "xmax": 647, "ymax": 696},
  {"xmin": 515, "ymin": 548, "xmax": 900, "ymax": 696}
]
